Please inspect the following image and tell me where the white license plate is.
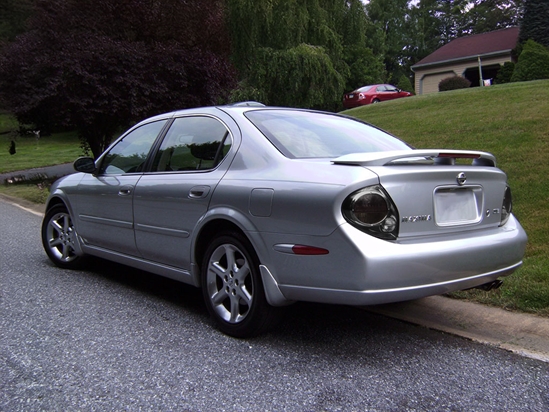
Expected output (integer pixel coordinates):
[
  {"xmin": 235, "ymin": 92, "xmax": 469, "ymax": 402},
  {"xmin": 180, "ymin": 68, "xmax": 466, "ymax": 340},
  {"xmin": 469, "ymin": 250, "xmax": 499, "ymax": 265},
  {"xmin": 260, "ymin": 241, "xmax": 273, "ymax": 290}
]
[{"xmin": 434, "ymin": 187, "xmax": 482, "ymax": 226}]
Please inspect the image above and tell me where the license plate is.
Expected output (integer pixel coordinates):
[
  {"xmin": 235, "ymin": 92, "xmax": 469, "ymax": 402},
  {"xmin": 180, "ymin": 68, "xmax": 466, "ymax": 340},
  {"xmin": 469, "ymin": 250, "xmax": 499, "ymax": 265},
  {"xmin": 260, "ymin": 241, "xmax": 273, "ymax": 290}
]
[
  {"xmin": 348, "ymin": 94, "xmax": 354, "ymax": 99},
  {"xmin": 434, "ymin": 187, "xmax": 482, "ymax": 226}
]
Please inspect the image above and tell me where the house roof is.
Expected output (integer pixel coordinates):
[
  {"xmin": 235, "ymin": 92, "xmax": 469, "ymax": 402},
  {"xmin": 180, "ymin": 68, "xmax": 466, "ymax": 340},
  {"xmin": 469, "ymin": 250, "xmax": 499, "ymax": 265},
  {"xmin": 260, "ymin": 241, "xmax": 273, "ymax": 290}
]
[{"xmin": 412, "ymin": 27, "xmax": 519, "ymax": 70}]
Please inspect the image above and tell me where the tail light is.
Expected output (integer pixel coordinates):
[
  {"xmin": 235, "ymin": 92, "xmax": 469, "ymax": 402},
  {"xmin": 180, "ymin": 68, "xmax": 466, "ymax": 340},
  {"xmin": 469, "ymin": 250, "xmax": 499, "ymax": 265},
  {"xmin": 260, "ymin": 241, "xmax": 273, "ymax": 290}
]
[
  {"xmin": 358, "ymin": 93, "xmax": 365, "ymax": 100},
  {"xmin": 500, "ymin": 185, "xmax": 512, "ymax": 226},
  {"xmin": 342, "ymin": 185, "xmax": 399, "ymax": 240}
]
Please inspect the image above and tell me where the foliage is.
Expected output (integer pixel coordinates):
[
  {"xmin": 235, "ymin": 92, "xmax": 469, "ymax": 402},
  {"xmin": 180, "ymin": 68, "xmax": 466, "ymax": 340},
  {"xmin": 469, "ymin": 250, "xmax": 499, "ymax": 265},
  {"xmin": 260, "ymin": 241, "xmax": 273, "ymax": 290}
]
[
  {"xmin": 511, "ymin": 39, "xmax": 549, "ymax": 82},
  {"xmin": 519, "ymin": 0, "xmax": 549, "ymax": 48},
  {"xmin": 0, "ymin": 0, "xmax": 34, "ymax": 43},
  {"xmin": 343, "ymin": 45, "xmax": 385, "ymax": 92},
  {"xmin": 0, "ymin": 0, "xmax": 236, "ymax": 158},
  {"xmin": 397, "ymin": 75, "xmax": 415, "ymax": 94},
  {"xmin": 227, "ymin": 0, "xmax": 382, "ymax": 110},
  {"xmin": 247, "ymin": 44, "xmax": 345, "ymax": 110},
  {"xmin": 344, "ymin": 80, "xmax": 549, "ymax": 316},
  {"xmin": 494, "ymin": 61, "xmax": 516, "ymax": 84},
  {"xmin": 438, "ymin": 75, "xmax": 472, "ymax": 91},
  {"xmin": 465, "ymin": 0, "xmax": 523, "ymax": 34}
]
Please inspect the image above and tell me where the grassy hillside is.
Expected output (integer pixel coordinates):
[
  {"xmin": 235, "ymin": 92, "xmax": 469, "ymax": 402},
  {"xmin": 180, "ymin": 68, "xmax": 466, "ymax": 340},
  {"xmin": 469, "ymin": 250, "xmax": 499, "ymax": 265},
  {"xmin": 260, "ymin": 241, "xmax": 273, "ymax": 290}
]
[{"xmin": 344, "ymin": 80, "xmax": 549, "ymax": 316}]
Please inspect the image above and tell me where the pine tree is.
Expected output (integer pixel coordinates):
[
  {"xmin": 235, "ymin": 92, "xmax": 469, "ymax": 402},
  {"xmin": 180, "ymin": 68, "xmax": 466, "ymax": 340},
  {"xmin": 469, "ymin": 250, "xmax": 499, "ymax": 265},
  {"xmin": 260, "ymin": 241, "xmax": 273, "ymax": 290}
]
[{"xmin": 519, "ymin": 0, "xmax": 549, "ymax": 48}]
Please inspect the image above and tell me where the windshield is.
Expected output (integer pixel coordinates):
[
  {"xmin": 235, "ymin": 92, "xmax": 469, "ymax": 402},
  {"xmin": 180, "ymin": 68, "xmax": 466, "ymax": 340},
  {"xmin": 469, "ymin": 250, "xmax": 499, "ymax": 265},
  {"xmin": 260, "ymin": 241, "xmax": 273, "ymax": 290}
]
[{"xmin": 245, "ymin": 110, "xmax": 412, "ymax": 159}]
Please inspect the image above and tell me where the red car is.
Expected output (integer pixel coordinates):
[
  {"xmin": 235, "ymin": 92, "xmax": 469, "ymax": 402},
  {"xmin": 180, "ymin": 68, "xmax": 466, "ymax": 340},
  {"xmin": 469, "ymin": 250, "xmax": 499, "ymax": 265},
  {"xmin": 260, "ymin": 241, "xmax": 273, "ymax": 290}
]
[{"xmin": 343, "ymin": 84, "xmax": 412, "ymax": 109}]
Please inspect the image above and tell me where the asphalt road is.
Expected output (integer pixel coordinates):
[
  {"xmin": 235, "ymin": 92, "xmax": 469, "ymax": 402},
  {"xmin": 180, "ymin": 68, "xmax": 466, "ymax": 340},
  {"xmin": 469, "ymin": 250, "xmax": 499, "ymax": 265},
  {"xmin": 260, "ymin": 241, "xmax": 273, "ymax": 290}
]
[{"xmin": 1, "ymin": 199, "xmax": 548, "ymax": 411}]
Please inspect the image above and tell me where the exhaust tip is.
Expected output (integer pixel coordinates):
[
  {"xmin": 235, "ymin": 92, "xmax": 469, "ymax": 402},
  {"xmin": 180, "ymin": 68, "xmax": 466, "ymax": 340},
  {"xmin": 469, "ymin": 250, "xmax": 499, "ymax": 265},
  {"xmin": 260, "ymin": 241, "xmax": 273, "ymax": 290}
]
[{"xmin": 475, "ymin": 279, "xmax": 504, "ymax": 292}]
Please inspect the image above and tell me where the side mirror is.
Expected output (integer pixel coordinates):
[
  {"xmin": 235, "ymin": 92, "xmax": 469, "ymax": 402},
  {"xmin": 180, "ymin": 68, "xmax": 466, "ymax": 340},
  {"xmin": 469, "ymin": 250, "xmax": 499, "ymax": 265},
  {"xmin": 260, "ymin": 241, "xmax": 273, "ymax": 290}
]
[{"xmin": 74, "ymin": 157, "xmax": 97, "ymax": 174}]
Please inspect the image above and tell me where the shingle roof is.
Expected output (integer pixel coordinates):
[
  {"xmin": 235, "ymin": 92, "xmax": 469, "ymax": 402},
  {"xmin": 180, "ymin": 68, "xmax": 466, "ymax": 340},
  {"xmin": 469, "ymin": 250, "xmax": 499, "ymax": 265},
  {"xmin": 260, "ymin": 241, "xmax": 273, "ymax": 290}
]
[{"xmin": 412, "ymin": 27, "xmax": 519, "ymax": 69}]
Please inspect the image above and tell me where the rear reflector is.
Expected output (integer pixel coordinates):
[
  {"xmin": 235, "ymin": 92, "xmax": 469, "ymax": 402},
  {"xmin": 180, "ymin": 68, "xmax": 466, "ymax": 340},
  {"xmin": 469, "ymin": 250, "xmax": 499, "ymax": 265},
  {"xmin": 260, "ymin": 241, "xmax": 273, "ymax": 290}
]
[{"xmin": 274, "ymin": 244, "xmax": 329, "ymax": 255}]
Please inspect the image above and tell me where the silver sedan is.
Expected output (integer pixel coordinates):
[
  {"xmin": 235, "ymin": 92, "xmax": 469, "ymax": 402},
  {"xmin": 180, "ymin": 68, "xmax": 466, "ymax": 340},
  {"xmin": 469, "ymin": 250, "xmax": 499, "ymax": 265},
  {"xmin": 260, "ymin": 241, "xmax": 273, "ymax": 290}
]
[{"xmin": 42, "ymin": 105, "xmax": 528, "ymax": 337}]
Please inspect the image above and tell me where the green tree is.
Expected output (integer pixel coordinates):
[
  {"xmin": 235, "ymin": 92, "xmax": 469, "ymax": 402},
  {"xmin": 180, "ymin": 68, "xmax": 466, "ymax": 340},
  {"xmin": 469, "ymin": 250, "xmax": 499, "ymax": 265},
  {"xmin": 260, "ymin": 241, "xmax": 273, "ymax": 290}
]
[
  {"xmin": 0, "ymin": 0, "xmax": 34, "ymax": 43},
  {"xmin": 519, "ymin": 0, "xmax": 549, "ymax": 48},
  {"xmin": 466, "ymin": 0, "xmax": 523, "ymax": 34},
  {"xmin": 511, "ymin": 39, "xmax": 549, "ymax": 81},
  {"xmin": 228, "ymin": 0, "xmax": 383, "ymax": 110},
  {"xmin": 366, "ymin": 0, "xmax": 410, "ymax": 82}
]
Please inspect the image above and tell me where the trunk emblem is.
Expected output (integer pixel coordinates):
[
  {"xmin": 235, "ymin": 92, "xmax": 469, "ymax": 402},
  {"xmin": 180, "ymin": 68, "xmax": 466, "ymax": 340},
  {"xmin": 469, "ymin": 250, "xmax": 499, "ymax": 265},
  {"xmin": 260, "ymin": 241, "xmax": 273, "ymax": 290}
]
[{"xmin": 457, "ymin": 172, "xmax": 467, "ymax": 186}]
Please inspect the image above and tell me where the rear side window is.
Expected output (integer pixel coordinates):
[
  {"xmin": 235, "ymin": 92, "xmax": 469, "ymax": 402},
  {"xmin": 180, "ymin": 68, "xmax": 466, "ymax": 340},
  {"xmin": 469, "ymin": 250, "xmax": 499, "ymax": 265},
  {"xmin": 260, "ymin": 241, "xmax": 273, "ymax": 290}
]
[
  {"xmin": 245, "ymin": 110, "xmax": 411, "ymax": 159},
  {"xmin": 152, "ymin": 116, "xmax": 232, "ymax": 172}
]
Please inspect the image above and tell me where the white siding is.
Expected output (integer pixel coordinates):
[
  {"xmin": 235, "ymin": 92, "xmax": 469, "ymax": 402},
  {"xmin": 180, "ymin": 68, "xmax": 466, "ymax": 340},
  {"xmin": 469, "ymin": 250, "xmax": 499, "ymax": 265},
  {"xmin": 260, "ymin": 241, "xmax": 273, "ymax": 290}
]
[{"xmin": 414, "ymin": 55, "xmax": 513, "ymax": 95}]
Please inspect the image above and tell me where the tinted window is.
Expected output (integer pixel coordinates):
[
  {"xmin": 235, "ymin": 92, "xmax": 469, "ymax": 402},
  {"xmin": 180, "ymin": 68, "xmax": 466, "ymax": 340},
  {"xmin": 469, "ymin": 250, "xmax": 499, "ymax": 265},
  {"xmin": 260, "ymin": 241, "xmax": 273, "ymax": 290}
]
[
  {"xmin": 152, "ymin": 116, "xmax": 232, "ymax": 172},
  {"xmin": 245, "ymin": 110, "xmax": 411, "ymax": 159},
  {"xmin": 99, "ymin": 120, "xmax": 167, "ymax": 174}
]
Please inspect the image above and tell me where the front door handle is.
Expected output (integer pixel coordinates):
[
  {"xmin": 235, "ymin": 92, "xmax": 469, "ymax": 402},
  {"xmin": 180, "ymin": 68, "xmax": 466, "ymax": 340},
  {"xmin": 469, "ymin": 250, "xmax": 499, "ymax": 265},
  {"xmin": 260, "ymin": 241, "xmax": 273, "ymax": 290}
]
[
  {"xmin": 189, "ymin": 185, "xmax": 211, "ymax": 199},
  {"xmin": 118, "ymin": 185, "xmax": 134, "ymax": 196}
]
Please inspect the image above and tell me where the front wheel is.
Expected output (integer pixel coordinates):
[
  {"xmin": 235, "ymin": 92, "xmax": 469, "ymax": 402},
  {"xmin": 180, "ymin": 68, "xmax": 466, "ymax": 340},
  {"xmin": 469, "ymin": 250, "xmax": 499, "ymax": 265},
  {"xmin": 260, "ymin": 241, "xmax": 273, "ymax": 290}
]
[
  {"xmin": 201, "ymin": 232, "xmax": 278, "ymax": 338},
  {"xmin": 42, "ymin": 204, "xmax": 85, "ymax": 269}
]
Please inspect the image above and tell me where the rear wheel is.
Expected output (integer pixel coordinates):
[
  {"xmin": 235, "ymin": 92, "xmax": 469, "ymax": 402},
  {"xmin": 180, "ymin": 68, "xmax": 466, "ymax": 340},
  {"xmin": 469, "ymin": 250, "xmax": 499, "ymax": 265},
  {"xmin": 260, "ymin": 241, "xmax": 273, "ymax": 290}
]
[
  {"xmin": 372, "ymin": 98, "xmax": 380, "ymax": 104},
  {"xmin": 42, "ymin": 204, "xmax": 85, "ymax": 269},
  {"xmin": 201, "ymin": 232, "xmax": 278, "ymax": 338}
]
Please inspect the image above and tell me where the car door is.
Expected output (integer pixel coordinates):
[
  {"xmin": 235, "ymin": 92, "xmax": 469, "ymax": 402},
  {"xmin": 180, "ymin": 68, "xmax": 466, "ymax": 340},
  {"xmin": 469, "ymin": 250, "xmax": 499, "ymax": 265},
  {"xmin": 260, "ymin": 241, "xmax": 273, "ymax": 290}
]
[
  {"xmin": 375, "ymin": 85, "xmax": 389, "ymax": 101},
  {"xmin": 133, "ymin": 115, "xmax": 234, "ymax": 270},
  {"xmin": 384, "ymin": 85, "xmax": 400, "ymax": 101},
  {"xmin": 75, "ymin": 119, "xmax": 168, "ymax": 256}
]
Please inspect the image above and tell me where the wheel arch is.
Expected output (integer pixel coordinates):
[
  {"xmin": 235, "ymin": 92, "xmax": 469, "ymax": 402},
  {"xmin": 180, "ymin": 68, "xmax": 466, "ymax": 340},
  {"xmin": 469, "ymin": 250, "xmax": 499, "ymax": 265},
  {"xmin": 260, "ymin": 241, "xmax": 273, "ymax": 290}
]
[{"xmin": 191, "ymin": 208, "xmax": 269, "ymax": 284}]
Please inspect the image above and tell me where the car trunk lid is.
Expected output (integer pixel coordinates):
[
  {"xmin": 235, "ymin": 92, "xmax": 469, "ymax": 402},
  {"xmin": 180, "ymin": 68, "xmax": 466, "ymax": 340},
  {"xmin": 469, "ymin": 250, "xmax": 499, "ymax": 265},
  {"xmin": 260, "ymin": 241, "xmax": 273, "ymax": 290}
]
[{"xmin": 333, "ymin": 150, "xmax": 508, "ymax": 238}]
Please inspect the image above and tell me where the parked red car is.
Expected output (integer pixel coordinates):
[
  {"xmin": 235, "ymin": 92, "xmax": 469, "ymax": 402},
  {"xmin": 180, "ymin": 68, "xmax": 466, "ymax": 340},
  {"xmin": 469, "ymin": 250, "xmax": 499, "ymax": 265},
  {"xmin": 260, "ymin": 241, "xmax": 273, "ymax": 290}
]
[{"xmin": 343, "ymin": 84, "xmax": 412, "ymax": 109}]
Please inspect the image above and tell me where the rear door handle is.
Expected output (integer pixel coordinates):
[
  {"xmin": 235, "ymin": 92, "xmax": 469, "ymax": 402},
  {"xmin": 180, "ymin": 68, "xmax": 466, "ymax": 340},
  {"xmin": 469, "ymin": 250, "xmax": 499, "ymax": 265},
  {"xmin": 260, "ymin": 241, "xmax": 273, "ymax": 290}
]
[{"xmin": 189, "ymin": 185, "xmax": 210, "ymax": 199}]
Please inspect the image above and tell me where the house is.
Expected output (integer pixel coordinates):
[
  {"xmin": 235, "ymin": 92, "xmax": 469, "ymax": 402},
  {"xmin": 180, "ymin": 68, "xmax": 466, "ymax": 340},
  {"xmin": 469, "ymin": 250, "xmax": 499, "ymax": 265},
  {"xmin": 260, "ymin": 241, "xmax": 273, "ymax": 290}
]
[{"xmin": 411, "ymin": 27, "xmax": 519, "ymax": 95}]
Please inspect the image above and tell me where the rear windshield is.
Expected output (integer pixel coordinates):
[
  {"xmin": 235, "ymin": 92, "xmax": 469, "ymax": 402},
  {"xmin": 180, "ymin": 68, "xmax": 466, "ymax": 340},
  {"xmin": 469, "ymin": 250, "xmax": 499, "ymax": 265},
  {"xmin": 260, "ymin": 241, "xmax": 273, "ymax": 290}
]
[
  {"xmin": 245, "ymin": 110, "xmax": 412, "ymax": 159},
  {"xmin": 356, "ymin": 85, "xmax": 374, "ymax": 92}
]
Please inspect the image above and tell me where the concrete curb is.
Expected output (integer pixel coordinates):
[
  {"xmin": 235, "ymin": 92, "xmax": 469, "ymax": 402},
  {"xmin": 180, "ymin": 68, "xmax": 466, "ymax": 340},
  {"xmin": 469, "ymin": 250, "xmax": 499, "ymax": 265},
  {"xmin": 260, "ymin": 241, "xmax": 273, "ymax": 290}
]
[{"xmin": 366, "ymin": 296, "xmax": 549, "ymax": 363}]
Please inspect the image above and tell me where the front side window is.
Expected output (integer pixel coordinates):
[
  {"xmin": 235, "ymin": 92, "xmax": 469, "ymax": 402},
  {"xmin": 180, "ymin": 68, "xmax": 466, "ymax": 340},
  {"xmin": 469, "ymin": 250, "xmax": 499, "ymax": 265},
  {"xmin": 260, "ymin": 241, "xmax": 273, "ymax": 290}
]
[
  {"xmin": 99, "ymin": 120, "xmax": 167, "ymax": 174},
  {"xmin": 152, "ymin": 116, "xmax": 232, "ymax": 172},
  {"xmin": 245, "ymin": 110, "xmax": 411, "ymax": 159}
]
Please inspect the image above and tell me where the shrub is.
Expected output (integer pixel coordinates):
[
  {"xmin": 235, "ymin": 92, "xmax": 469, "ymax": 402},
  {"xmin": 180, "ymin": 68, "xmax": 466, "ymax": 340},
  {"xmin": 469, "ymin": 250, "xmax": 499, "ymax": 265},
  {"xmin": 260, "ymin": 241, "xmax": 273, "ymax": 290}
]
[
  {"xmin": 397, "ymin": 75, "xmax": 415, "ymax": 94},
  {"xmin": 494, "ymin": 61, "xmax": 516, "ymax": 84},
  {"xmin": 511, "ymin": 39, "xmax": 549, "ymax": 82},
  {"xmin": 438, "ymin": 76, "xmax": 471, "ymax": 92}
]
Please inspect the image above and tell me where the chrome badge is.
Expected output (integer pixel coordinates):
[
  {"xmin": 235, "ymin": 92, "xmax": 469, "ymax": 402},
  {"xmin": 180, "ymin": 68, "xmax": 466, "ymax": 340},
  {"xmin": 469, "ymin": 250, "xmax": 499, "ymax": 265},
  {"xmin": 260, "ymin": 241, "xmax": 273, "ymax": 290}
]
[{"xmin": 457, "ymin": 172, "xmax": 467, "ymax": 186}]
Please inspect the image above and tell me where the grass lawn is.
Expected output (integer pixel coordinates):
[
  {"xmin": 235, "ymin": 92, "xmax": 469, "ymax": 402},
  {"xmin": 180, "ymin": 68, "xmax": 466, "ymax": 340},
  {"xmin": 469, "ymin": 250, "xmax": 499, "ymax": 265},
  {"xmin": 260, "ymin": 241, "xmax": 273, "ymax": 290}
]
[
  {"xmin": 344, "ymin": 79, "xmax": 549, "ymax": 316},
  {"xmin": 0, "ymin": 113, "xmax": 84, "ymax": 174}
]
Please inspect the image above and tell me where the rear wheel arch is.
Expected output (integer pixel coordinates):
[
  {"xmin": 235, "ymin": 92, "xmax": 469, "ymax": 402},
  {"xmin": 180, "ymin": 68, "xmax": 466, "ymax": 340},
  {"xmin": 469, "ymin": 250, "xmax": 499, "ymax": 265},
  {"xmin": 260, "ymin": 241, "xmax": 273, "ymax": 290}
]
[{"xmin": 194, "ymin": 219, "xmax": 246, "ymax": 277}]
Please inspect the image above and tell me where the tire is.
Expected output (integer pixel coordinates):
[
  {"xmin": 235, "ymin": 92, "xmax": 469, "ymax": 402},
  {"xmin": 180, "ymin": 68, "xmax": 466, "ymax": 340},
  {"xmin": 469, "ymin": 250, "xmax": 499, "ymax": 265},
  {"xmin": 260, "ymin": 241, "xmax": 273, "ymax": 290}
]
[
  {"xmin": 41, "ymin": 204, "xmax": 86, "ymax": 269},
  {"xmin": 372, "ymin": 98, "xmax": 380, "ymax": 104},
  {"xmin": 201, "ymin": 232, "xmax": 278, "ymax": 338}
]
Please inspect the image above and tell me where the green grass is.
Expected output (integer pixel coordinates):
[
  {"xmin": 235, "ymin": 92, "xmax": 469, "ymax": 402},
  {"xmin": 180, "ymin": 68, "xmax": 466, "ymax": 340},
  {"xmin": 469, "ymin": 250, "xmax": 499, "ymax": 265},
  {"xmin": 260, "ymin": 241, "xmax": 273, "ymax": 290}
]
[
  {"xmin": 0, "ymin": 113, "xmax": 84, "ymax": 173},
  {"xmin": 344, "ymin": 79, "xmax": 549, "ymax": 316}
]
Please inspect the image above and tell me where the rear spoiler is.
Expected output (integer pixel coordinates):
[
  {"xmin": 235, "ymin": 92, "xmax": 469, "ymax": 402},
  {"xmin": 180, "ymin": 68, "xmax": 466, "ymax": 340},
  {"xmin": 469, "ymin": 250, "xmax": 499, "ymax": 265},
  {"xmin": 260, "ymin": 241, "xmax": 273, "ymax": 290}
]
[{"xmin": 332, "ymin": 150, "xmax": 496, "ymax": 167}]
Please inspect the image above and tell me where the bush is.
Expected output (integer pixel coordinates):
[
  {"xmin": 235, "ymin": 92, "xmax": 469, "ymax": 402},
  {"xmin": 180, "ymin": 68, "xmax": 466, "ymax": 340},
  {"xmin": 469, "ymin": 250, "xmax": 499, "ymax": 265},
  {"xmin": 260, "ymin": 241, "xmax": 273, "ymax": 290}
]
[
  {"xmin": 397, "ymin": 75, "xmax": 415, "ymax": 94},
  {"xmin": 495, "ymin": 61, "xmax": 515, "ymax": 84},
  {"xmin": 511, "ymin": 39, "xmax": 549, "ymax": 82},
  {"xmin": 438, "ymin": 76, "xmax": 471, "ymax": 92}
]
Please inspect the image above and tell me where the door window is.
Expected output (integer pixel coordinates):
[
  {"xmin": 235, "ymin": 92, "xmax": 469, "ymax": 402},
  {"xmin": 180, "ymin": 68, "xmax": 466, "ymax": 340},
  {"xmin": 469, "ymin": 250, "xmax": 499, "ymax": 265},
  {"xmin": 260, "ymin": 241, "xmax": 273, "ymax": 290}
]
[
  {"xmin": 99, "ymin": 120, "xmax": 167, "ymax": 175},
  {"xmin": 152, "ymin": 116, "xmax": 232, "ymax": 172}
]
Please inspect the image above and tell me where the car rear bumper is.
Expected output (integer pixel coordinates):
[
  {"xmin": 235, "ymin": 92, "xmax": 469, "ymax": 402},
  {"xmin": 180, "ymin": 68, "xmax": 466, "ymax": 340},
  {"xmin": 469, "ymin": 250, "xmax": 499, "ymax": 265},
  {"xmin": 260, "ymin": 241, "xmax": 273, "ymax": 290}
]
[
  {"xmin": 277, "ymin": 261, "xmax": 522, "ymax": 306},
  {"xmin": 262, "ymin": 215, "xmax": 528, "ymax": 306}
]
